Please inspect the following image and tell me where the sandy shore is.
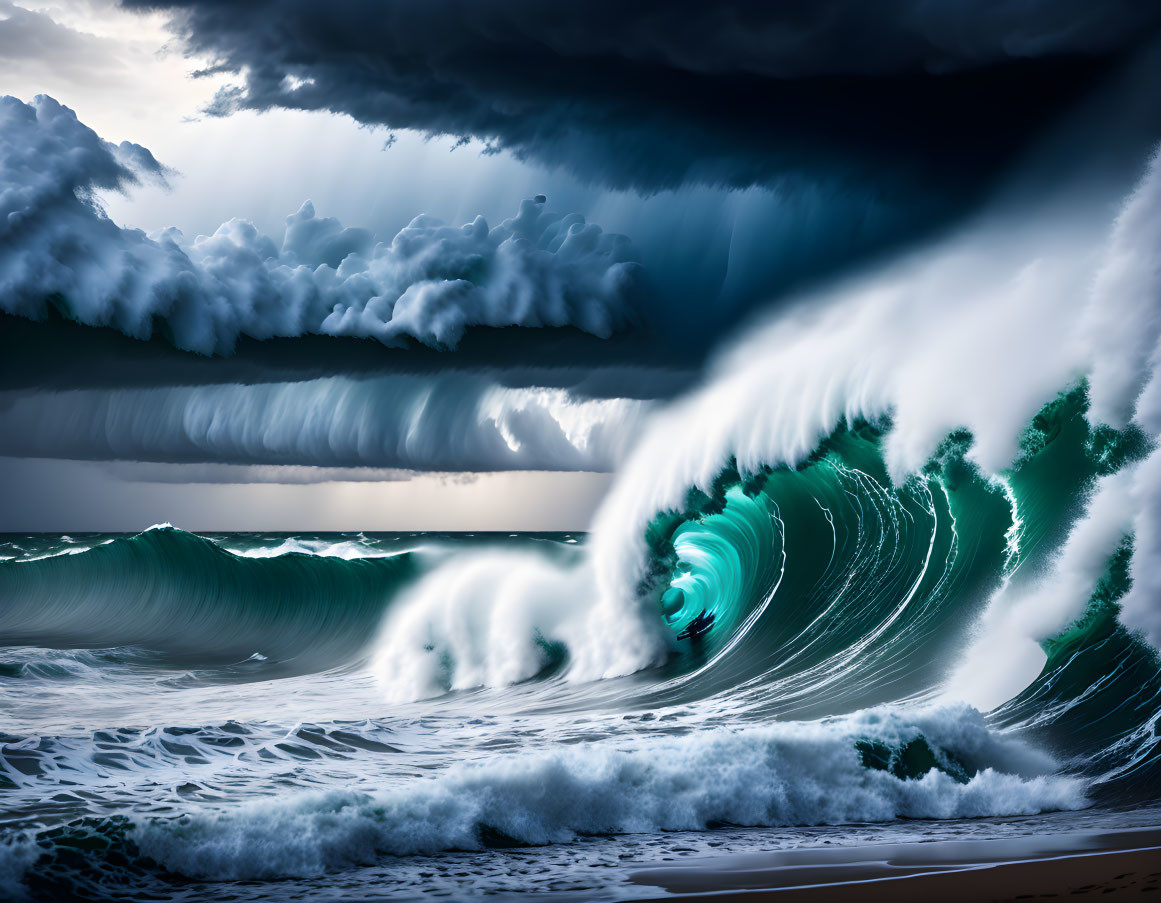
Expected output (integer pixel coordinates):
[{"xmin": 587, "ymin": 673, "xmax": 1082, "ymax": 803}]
[{"xmin": 630, "ymin": 826, "xmax": 1161, "ymax": 901}]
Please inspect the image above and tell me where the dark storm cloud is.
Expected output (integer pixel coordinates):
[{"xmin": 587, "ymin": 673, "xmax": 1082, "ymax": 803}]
[
  {"xmin": 0, "ymin": 310, "xmax": 697, "ymax": 397},
  {"xmin": 0, "ymin": 95, "xmax": 642, "ymax": 356},
  {"xmin": 123, "ymin": 0, "xmax": 1161, "ymax": 192}
]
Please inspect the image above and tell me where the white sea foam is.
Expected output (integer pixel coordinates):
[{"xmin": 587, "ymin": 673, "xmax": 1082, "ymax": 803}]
[
  {"xmin": 134, "ymin": 704, "xmax": 1086, "ymax": 881},
  {"xmin": 225, "ymin": 537, "xmax": 397, "ymax": 560},
  {"xmin": 1120, "ymin": 445, "xmax": 1161, "ymax": 649},
  {"xmin": 371, "ymin": 551, "xmax": 611, "ymax": 700},
  {"xmin": 0, "ymin": 836, "xmax": 37, "ymax": 901}
]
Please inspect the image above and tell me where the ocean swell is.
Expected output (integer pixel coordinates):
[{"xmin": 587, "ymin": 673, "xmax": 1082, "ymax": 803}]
[{"xmin": 0, "ymin": 526, "xmax": 415, "ymax": 674}]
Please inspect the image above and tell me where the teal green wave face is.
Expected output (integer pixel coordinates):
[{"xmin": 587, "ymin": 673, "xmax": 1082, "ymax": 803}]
[
  {"xmin": 661, "ymin": 486, "xmax": 781, "ymax": 642},
  {"xmin": 645, "ymin": 383, "xmax": 1161, "ymax": 798},
  {"xmin": 996, "ymin": 541, "xmax": 1161, "ymax": 800},
  {"xmin": 647, "ymin": 419, "xmax": 1014, "ymax": 709}
]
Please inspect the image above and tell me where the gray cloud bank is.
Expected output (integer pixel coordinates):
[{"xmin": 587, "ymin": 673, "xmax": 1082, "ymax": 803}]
[
  {"xmin": 0, "ymin": 0, "xmax": 129, "ymax": 85},
  {"xmin": 0, "ymin": 95, "xmax": 641, "ymax": 355},
  {"xmin": 125, "ymin": 0, "xmax": 1161, "ymax": 192},
  {"xmin": 0, "ymin": 374, "xmax": 649, "ymax": 473}
]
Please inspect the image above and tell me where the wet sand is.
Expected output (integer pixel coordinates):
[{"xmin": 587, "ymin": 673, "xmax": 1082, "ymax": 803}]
[{"xmin": 631, "ymin": 826, "xmax": 1161, "ymax": 901}]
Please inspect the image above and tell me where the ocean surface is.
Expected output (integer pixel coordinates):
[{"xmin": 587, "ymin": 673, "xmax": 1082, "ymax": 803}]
[{"xmin": 2, "ymin": 390, "xmax": 1160, "ymax": 901}]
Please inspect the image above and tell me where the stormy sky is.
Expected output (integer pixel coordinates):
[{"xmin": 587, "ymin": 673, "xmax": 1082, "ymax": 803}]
[{"xmin": 2, "ymin": 0, "xmax": 1160, "ymax": 530}]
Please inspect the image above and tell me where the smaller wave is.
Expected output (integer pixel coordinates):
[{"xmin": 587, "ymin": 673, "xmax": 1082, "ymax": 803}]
[
  {"xmin": 134, "ymin": 704, "xmax": 1083, "ymax": 881},
  {"xmin": 371, "ymin": 550, "xmax": 589, "ymax": 700},
  {"xmin": 0, "ymin": 647, "xmax": 149, "ymax": 683},
  {"xmin": 13, "ymin": 542, "xmax": 112, "ymax": 564},
  {"xmin": 223, "ymin": 537, "xmax": 403, "ymax": 560},
  {"xmin": 0, "ymin": 527, "xmax": 416, "ymax": 675}
]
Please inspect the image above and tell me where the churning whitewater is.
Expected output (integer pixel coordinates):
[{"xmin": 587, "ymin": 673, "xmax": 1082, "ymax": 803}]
[{"xmin": 3, "ymin": 113, "xmax": 1161, "ymax": 903}]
